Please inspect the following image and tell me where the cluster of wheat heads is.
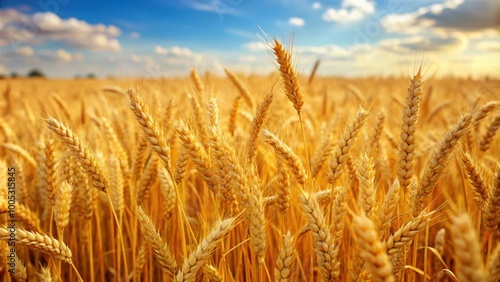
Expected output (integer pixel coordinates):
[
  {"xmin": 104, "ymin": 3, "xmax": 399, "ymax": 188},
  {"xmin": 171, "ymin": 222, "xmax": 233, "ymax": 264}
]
[{"xmin": 0, "ymin": 39, "xmax": 499, "ymax": 281}]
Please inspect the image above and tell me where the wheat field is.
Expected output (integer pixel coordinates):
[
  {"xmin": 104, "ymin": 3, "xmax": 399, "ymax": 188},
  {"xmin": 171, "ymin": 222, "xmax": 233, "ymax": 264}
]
[{"xmin": 0, "ymin": 39, "xmax": 499, "ymax": 282}]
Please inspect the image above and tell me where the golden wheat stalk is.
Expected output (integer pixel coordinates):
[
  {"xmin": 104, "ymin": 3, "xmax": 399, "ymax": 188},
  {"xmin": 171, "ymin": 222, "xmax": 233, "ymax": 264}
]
[
  {"xmin": 273, "ymin": 38, "xmax": 304, "ymax": 115},
  {"xmin": 136, "ymin": 206, "xmax": 178, "ymax": 276},
  {"xmin": 0, "ymin": 227, "xmax": 72, "ymax": 263},
  {"xmin": 275, "ymin": 231, "xmax": 295, "ymax": 282},
  {"xmin": 224, "ymin": 68, "xmax": 253, "ymax": 109},
  {"xmin": 398, "ymin": 69, "xmax": 423, "ymax": 191},
  {"xmin": 479, "ymin": 114, "xmax": 500, "ymax": 152},
  {"xmin": 450, "ymin": 213, "xmax": 486, "ymax": 282},
  {"xmin": 483, "ymin": 166, "xmax": 500, "ymax": 230},
  {"xmin": 127, "ymin": 89, "xmax": 172, "ymax": 173},
  {"xmin": 174, "ymin": 217, "xmax": 236, "ymax": 282},
  {"xmin": 353, "ymin": 214, "xmax": 394, "ymax": 282},
  {"xmin": 46, "ymin": 117, "xmax": 108, "ymax": 192},
  {"xmin": 411, "ymin": 113, "xmax": 472, "ymax": 216},
  {"xmin": 461, "ymin": 152, "xmax": 489, "ymax": 210},
  {"xmin": 328, "ymin": 108, "xmax": 368, "ymax": 185},
  {"xmin": 299, "ymin": 193, "xmax": 337, "ymax": 282},
  {"xmin": 262, "ymin": 129, "xmax": 308, "ymax": 185}
]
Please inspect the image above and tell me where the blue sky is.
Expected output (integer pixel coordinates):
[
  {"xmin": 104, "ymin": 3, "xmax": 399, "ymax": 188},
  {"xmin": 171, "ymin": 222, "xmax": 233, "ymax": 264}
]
[{"xmin": 0, "ymin": 0, "xmax": 499, "ymax": 78}]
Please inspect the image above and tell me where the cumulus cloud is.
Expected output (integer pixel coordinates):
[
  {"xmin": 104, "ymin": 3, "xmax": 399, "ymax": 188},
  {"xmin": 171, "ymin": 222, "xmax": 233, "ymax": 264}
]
[
  {"xmin": 242, "ymin": 41, "xmax": 267, "ymax": 52},
  {"xmin": 322, "ymin": 0, "xmax": 375, "ymax": 23},
  {"xmin": 312, "ymin": 2, "xmax": 321, "ymax": 10},
  {"xmin": 378, "ymin": 33, "xmax": 467, "ymax": 53},
  {"xmin": 130, "ymin": 54, "xmax": 142, "ymax": 63},
  {"xmin": 8, "ymin": 47, "xmax": 82, "ymax": 62},
  {"xmin": 56, "ymin": 49, "xmax": 72, "ymax": 62},
  {"xmin": 239, "ymin": 55, "xmax": 258, "ymax": 62},
  {"xmin": 0, "ymin": 9, "xmax": 121, "ymax": 51},
  {"xmin": 382, "ymin": 0, "xmax": 499, "ymax": 34},
  {"xmin": 154, "ymin": 45, "xmax": 202, "ymax": 60},
  {"xmin": 289, "ymin": 17, "xmax": 305, "ymax": 27},
  {"xmin": 16, "ymin": 46, "xmax": 34, "ymax": 56}
]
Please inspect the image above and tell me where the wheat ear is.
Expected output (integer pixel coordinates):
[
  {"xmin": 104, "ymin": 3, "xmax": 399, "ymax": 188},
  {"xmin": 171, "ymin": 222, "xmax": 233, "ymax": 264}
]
[
  {"xmin": 461, "ymin": 152, "xmax": 488, "ymax": 210},
  {"xmin": 398, "ymin": 69, "xmax": 423, "ymax": 191},
  {"xmin": 109, "ymin": 156, "xmax": 125, "ymax": 216},
  {"xmin": 273, "ymin": 38, "xmax": 304, "ymax": 115},
  {"xmin": 127, "ymin": 89, "xmax": 172, "ymax": 173},
  {"xmin": 225, "ymin": 68, "xmax": 253, "ymax": 108},
  {"xmin": 37, "ymin": 265, "xmax": 53, "ymax": 282},
  {"xmin": 175, "ymin": 218, "xmax": 236, "ymax": 282},
  {"xmin": 247, "ymin": 90, "xmax": 275, "ymax": 164},
  {"xmin": 0, "ymin": 227, "xmax": 72, "ymax": 263},
  {"xmin": 357, "ymin": 154, "xmax": 376, "ymax": 217},
  {"xmin": 54, "ymin": 181, "xmax": 72, "ymax": 237},
  {"xmin": 42, "ymin": 138, "xmax": 58, "ymax": 206},
  {"xmin": 46, "ymin": 117, "xmax": 108, "ymax": 192},
  {"xmin": 190, "ymin": 68, "xmax": 205, "ymax": 95},
  {"xmin": 450, "ymin": 213, "xmax": 486, "ymax": 282},
  {"xmin": 479, "ymin": 114, "xmax": 500, "ymax": 152},
  {"xmin": 411, "ymin": 113, "xmax": 472, "ymax": 216},
  {"xmin": 328, "ymin": 108, "xmax": 368, "ymax": 185},
  {"xmin": 228, "ymin": 95, "xmax": 242, "ymax": 135},
  {"xmin": 483, "ymin": 166, "xmax": 500, "ymax": 230},
  {"xmin": 486, "ymin": 244, "xmax": 500, "ymax": 282},
  {"xmin": 377, "ymin": 180, "xmax": 401, "ymax": 241},
  {"xmin": 1, "ymin": 143, "xmax": 37, "ymax": 167},
  {"xmin": 353, "ymin": 214, "xmax": 394, "ymax": 282},
  {"xmin": 275, "ymin": 231, "xmax": 295, "ymax": 282},
  {"xmin": 136, "ymin": 206, "xmax": 178, "ymax": 276},
  {"xmin": 262, "ymin": 129, "xmax": 308, "ymax": 185},
  {"xmin": 203, "ymin": 264, "xmax": 223, "ymax": 282},
  {"xmin": 159, "ymin": 166, "xmax": 176, "ymax": 219},
  {"xmin": 275, "ymin": 156, "xmax": 291, "ymax": 213},
  {"xmin": 9, "ymin": 254, "xmax": 27, "ymax": 282},
  {"xmin": 299, "ymin": 193, "xmax": 337, "ymax": 282}
]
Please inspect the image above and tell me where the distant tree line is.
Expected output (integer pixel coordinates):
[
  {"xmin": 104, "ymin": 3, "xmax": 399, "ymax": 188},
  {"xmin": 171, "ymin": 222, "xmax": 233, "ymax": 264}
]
[{"xmin": 0, "ymin": 69, "xmax": 97, "ymax": 79}]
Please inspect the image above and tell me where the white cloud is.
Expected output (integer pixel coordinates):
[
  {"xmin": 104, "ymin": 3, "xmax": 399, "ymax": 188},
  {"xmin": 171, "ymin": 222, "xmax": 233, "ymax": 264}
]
[
  {"xmin": 381, "ymin": 0, "xmax": 498, "ymax": 34},
  {"xmin": 184, "ymin": 0, "xmax": 240, "ymax": 16},
  {"xmin": 0, "ymin": 9, "xmax": 121, "ymax": 51},
  {"xmin": 239, "ymin": 55, "xmax": 258, "ymax": 62},
  {"xmin": 242, "ymin": 41, "xmax": 267, "ymax": 52},
  {"xmin": 312, "ymin": 2, "xmax": 321, "ymax": 10},
  {"xmin": 378, "ymin": 33, "xmax": 467, "ymax": 53},
  {"xmin": 323, "ymin": 9, "xmax": 364, "ymax": 22},
  {"xmin": 476, "ymin": 41, "xmax": 500, "ymax": 52},
  {"xmin": 56, "ymin": 49, "xmax": 72, "ymax": 62},
  {"xmin": 130, "ymin": 54, "xmax": 142, "ymax": 63},
  {"xmin": 322, "ymin": 0, "xmax": 375, "ymax": 23},
  {"xmin": 16, "ymin": 46, "xmax": 34, "ymax": 56},
  {"xmin": 289, "ymin": 17, "xmax": 305, "ymax": 27},
  {"xmin": 129, "ymin": 32, "xmax": 140, "ymax": 39},
  {"xmin": 154, "ymin": 45, "xmax": 201, "ymax": 59}
]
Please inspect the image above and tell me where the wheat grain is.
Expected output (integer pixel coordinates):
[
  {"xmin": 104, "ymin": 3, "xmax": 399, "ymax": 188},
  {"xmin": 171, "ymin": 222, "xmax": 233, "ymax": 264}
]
[
  {"xmin": 411, "ymin": 113, "xmax": 472, "ymax": 216},
  {"xmin": 450, "ymin": 213, "xmax": 486, "ymax": 282},
  {"xmin": 46, "ymin": 117, "xmax": 109, "ymax": 192},
  {"xmin": 175, "ymin": 217, "xmax": 236, "ymax": 282},
  {"xmin": 136, "ymin": 206, "xmax": 178, "ymax": 276},
  {"xmin": 398, "ymin": 69, "xmax": 423, "ymax": 191},
  {"xmin": 273, "ymin": 39, "xmax": 304, "ymax": 115},
  {"xmin": 0, "ymin": 227, "xmax": 72, "ymax": 263},
  {"xmin": 353, "ymin": 214, "xmax": 394, "ymax": 282},
  {"xmin": 275, "ymin": 231, "xmax": 295, "ymax": 282}
]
